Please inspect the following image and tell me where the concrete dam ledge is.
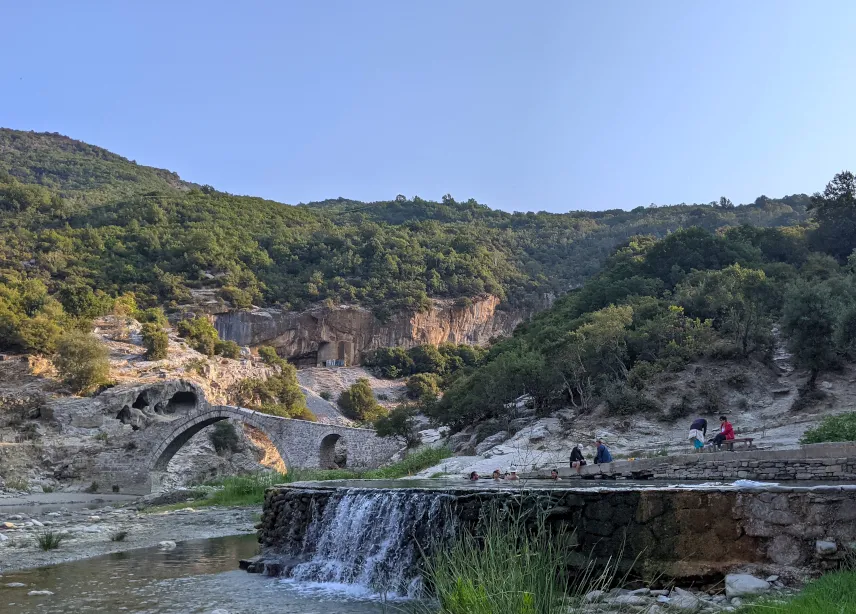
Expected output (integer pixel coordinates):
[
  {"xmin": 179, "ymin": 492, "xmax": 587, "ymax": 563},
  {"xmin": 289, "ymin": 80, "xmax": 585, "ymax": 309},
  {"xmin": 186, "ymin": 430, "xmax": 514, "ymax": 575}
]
[
  {"xmin": 257, "ymin": 483, "xmax": 856, "ymax": 582},
  {"xmin": 537, "ymin": 441, "xmax": 856, "ymax": 482}
]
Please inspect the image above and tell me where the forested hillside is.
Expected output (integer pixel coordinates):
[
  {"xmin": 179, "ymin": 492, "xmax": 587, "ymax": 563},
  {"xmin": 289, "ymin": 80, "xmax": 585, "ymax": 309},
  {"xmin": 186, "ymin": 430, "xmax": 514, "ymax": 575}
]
[
  {"xmin": 0, "ymin": 127, "xmax": 815, "ymax": 358},
  {"xmin": 409, "ymin": 171, "xmax": 856, "ymax": 430}
]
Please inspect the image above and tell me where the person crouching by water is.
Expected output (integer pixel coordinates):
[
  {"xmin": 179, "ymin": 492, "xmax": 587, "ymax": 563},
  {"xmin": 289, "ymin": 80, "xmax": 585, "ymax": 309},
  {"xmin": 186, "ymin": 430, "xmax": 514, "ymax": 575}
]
[
  {"xmin": 491, "ymin": 468, "xmax": 502, "ymax": 480},
  {"xmin": 550, "ymin": 469, "xmax": 561, "ymax": 481},
  {"xmin": 468, "ymin": 471, "xmax": 480, "ymax": 481},
  {"xmin": 505, "ymin": 466, "xmax": 519, "ymax": 481},
  {"xmin": 593, "ymin": 439, "xmax": 613, "ymax": 464},
  {"xmin": 569, "ymin": 445, "xmax": 587, "ymax": 474},
  {"xmin": 688, "ymin": 417, "xmax": 707, "ymax": 452}
]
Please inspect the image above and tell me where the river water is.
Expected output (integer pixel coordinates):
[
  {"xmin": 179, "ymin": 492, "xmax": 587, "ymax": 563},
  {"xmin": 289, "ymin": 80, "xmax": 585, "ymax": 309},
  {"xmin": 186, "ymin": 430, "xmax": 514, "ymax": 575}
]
[{"xmin": 1, "ymin": 535, "xmax": 414, "ymax": 613}]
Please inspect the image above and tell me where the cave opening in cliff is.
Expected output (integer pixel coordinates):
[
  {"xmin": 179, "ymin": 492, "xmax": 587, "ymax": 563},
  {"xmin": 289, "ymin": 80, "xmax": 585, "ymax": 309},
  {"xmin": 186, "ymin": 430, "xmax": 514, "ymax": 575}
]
[
  {"xmin": 165, "ymin": 391, "xmax": 197, "ymax": 414},
  {"xmin": 132, "ymin": 391, "xmax": 149, "ymax": 410},
  {"xmin": 319, "ymin": 433, "xmax": 347, "ymax": 469}
]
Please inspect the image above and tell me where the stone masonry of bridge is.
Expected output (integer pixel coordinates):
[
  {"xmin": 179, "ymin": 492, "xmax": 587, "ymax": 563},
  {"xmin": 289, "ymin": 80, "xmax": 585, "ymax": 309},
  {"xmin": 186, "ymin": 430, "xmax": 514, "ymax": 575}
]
[{"xmin": 44, "ymin": 380, "xmax": 401, "ymax": 494}]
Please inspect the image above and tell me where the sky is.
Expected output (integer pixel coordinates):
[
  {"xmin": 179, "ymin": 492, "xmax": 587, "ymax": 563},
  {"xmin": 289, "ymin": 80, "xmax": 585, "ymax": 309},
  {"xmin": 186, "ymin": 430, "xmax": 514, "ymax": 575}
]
[{"xmin": 2, "ymin": 1, "xmax": 855, "ymax": 213}]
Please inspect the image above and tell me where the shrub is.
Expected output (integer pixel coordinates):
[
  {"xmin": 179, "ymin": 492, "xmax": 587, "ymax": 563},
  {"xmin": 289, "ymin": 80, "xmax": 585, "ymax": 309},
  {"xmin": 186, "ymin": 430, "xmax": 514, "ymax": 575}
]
[
  {"xmin": 319, "ymin": 390, "xmax": 332, "ymax": 401},
  {"xmin": 176, "ymin": 316, "xmax": 219, "ymax": 356},
  {"xmin": 54, "ymin": 331, "xmax": 110, "ymax": 394},
  {"xmin": 337, "ymin": 378, "xmax": 386, "ymax": 422},
  {"xmin": 800, "ymin": 412, "xmax": 856, "ymax": 444},
  {"xmin": 374, "ymin": 403, "xmax": 421, "ymax": 448},
  {"xmin": 666, "ymin": 395, "xmax": 695, "ymax": 421},
  {"xmin": 141, "ymin": 323, "xmax": 169, "ymax": 360},
  {"xmin": 602, "ymin": 381, "xmax": 661, "ymax": 416},
  {"xmin": 232, "ymin": 364, "xmax": 313, "ymax": 421},
  {"xmin": 138, "ymin": 307, "xmax": 168, "ymax": 327},
  {"xmin": 85, "ymin": 481, "xmax": 99, "ymax": 493},
  {"xmin": 406, "ymin": 372, "xmax": 441, "ymax": 400},
  {"xmin": 210, "ymin": 421, "xmax": 241, "ymax": 454},
  {"xmin": 215, "ymin": 339, "xmax": 241, "ymax": 359},
  {"xmin": 37, "ymin": 530, "xmax": 66, "ymax": 551}
]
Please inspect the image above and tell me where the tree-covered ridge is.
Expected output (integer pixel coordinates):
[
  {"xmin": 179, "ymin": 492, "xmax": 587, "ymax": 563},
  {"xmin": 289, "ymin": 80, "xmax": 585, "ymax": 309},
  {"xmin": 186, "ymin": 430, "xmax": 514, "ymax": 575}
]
[
  {"xmin": 0, "ymin": 128, "xmax": 812, "ymax": 326},
  {"xmin": 0, "ymin": 129, "xmax": 195, "ymax": 204},
  {"xmin": 424, "ymin": 172, "xmax": 856, "ymax": 430}
]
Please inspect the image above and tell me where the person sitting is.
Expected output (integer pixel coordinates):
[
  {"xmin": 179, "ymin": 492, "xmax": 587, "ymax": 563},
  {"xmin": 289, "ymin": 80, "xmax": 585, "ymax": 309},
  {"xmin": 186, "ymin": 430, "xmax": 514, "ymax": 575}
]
[
  {"xmin": 569, "ymin": 445, "xmax": 587, "ymax": 474},
  {"xmin": 688, "ymin": 417, "xmax": 707, "ymax": 452},
  {"xmin": 491, "ymin": 469, "xmax": 502, "ymax": 480},
  {"xmin": 549, "ymin": 469, "xmax": 561, "ymax": 481},
  {"xmin": 468, "ymin": 471, "xmax": 480, "ymax": 481},
  {"xmin": 710, "ymin": 415, "xmax": 735, "ymax": 449},
  {"xmin": 505, "ymin": 466, "xmax": 519, "ymax": 481},
  {"xmin": 593, "ymin": 439, "xmax": 613, "ymax": 464}
]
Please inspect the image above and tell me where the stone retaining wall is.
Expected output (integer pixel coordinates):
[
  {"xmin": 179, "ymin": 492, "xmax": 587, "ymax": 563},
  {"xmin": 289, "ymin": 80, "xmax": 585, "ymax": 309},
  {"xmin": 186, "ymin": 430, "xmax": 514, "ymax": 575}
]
[
  {"xmin": 547, "ymin": 442, "xmax": 856, "ymax": 482},
  {"xmin": 258, "ymin": 484, "xmax": 856, "ymax": 580}
]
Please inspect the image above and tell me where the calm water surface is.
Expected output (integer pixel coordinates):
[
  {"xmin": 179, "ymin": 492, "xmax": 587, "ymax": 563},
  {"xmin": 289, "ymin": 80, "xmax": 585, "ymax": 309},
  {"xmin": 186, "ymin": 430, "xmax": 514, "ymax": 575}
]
[{"xmin": 1, "ymin": 535, "xmax": 414, "ymax": 614}]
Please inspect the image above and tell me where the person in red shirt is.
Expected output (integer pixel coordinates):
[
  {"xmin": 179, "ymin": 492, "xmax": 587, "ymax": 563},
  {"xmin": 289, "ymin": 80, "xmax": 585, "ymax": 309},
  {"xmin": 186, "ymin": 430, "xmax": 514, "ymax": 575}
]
[{"xmin": 710, "ymin": 415, "xmax": 735, "ymax": 448}]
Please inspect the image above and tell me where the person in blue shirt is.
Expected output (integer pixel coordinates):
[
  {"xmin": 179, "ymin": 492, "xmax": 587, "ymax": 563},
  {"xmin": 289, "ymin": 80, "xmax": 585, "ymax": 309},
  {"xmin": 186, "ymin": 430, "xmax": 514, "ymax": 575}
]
[{"xmin": 594, "ymin": 438, "xmax": 613, "ymax": 464}]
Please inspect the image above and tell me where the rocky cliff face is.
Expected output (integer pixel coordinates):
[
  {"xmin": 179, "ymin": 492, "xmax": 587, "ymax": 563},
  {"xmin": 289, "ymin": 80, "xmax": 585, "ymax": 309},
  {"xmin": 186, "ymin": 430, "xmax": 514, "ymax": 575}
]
[{"xmin": 212, "ymin": 295, "xmax": 533, "ymax": 365}]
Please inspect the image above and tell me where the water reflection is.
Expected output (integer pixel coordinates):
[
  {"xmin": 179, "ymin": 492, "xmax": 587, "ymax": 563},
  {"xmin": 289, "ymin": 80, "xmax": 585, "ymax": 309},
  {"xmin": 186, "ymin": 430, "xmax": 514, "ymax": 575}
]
[{"xmin": 1, "ymin": 535, "xmax": 403, "ymax": 613}]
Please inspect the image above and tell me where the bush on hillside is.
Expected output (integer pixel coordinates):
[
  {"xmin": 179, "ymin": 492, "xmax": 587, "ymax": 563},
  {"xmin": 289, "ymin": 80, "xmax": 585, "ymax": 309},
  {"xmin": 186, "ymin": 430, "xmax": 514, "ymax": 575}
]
[
  {"xmin": 405, "ymin": 373, "xmax": 441, "ymax": 400},
  {"xmin": 374, "ymin": 403, "xmax": 422, "ymax": 448},
  {"xmin": 232, "ymin": 363, "xmax": 314, "ymax": 421},
  {"xmin": 338, "ymin": 378, "xmax": 386, "ymax": 422},
  {"xmin": 800, "ymin": 412, "xmax": 856, "ymax": 444},
  {"xmin": 54, "ymin": 331, "xmax": 110, "ymax": 394},
  {"xmin": 177, "ymin": 316, "xmax": 219, "ymax": 356},
  {"xmin": 215, "ymin": 339, "xmax": 241, "ymax": 359},
  {"xmin": 141, "ymin": 323, "xmax": 169, "ymax": 360}
]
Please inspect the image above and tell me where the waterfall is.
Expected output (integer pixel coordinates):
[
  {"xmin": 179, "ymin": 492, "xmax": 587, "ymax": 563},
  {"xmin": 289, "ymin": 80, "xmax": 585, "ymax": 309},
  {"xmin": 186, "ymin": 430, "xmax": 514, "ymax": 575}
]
[{"xmin": 283, "ymin": 489, "xmax": 456, "ymax": 597}]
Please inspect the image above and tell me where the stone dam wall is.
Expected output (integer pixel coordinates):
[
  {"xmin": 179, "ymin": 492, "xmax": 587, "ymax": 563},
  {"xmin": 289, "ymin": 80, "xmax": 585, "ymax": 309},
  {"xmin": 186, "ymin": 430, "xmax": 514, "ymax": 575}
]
[
  {"xmin": 256, "ymin": 484, "xmax": 856, "ymax": 582},
  {"xmin": 547, "ymin": 442, "xmax": 856, "ymax": 482}
]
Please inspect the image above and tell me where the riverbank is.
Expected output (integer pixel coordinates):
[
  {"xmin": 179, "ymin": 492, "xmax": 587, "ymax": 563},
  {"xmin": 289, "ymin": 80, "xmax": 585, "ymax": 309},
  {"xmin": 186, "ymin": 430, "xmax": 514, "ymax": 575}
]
[{"xmin": 0, "ymin": 496, "xmax": 258, "ymax": 572}]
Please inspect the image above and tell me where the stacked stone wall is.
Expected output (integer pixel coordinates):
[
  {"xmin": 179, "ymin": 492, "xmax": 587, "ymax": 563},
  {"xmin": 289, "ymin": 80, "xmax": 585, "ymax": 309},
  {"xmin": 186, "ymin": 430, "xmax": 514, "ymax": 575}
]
[{"xmin": 259, "ymin": 484, "xmax": 856, "ymax": 580}]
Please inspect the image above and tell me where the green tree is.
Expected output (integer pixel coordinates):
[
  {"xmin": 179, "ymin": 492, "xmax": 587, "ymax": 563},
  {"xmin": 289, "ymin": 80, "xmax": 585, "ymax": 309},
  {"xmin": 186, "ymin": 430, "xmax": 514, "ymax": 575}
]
[
  {"xmin": 809, "ymin": 170, "xmax": 856, "ymax": 261},
  {"xmin": 232, "ymin": 362, "xmax": 312, "ymax": 420},
  {"xmin": 54, "ymin": 331, "xmax": 110, "ymax": 394},
  {"xmin": 405, "ymin": 373, "xmax": 441, "ymax": 401},
  {"xmin": 338, "ymin": 378, "xmax": 386, "ymax": 422},
  {"xmin": 141, "ymin": 323, "xmax": 169, "ymax": 360},
  {"xmin": 676, "ymin": 264, "xmax": 773, "ymax": 356},
  {"xmin": 781, "ymin": 280, "xmax": 838, "ymax": 388},
  {"xmin": 55, "ymin": 283, "xmax": 110, "ymax": 318},
  {"xmin": 177, "ymin": 316, "xmax": 220, "ymax": 356},
  {"xmin": 374, "ymin": 403, "xmax": 422, "ymax": 448},
  {"xmin": 215, "ymin": 340, "xmax": 241, "ymax": 358}
]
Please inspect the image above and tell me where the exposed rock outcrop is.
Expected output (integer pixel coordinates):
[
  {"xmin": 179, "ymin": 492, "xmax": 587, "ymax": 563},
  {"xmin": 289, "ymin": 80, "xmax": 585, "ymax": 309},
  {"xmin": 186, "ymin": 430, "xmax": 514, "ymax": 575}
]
[{"xmin": 211, "ymin": 295, "xmax": 533, "ymax": 365}]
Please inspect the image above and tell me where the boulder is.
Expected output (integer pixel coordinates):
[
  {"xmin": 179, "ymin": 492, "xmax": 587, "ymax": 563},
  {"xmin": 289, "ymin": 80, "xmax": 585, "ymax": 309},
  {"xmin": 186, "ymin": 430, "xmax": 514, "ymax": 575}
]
[
  {"xmin": 28, "ymin": 590, "xmax": 54, "ymax": 596},
  {"xmin": 475, "ymin": 431, "xmax": 509, "ymax": 455},
  {"xmin": 816, "ymin": 540, "xmax": 837, "ymax": 555},
  {"xmin": 725, "ymin": 574, "xmax": 770, "ymax": 598},
  {"xmin": 667, "ymin": 587, "xmax": 702, "ymax": 610},
  {"xmin": 158, "ymin": 540, "xmax": 177, "ymax": 550}
]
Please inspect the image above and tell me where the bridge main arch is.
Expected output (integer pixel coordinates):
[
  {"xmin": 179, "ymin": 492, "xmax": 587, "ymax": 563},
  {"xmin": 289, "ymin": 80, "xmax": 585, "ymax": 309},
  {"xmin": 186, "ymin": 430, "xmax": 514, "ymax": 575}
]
[{"xmin": 149, "ymin": 406, "xmax": 293, "ymax": 473}]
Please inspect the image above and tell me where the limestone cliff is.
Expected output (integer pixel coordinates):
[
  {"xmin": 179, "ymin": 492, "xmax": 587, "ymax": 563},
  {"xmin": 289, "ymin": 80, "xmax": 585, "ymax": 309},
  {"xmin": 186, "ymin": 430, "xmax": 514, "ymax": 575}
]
[{"xmin": 212, "ymin": 295, "xmax": 533, "ymax": 365}]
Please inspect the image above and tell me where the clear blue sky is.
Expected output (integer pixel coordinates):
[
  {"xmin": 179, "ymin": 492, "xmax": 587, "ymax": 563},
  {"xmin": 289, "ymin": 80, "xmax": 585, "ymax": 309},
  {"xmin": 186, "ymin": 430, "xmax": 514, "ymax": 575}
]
[{"xmin": 2, "ymin": 1, "xmax": 854, "ymax": 212}]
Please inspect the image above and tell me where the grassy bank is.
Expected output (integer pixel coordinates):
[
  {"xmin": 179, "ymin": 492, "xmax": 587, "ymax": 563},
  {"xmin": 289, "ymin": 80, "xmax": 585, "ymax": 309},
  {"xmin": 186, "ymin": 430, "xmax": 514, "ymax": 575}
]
[
  {"xmin": 151, "ymin": 447, "xmax": 452, "ymax": 510},
  {"xmin": 738, "ymin": 570, "xmax": 856, "ymax": 613}
]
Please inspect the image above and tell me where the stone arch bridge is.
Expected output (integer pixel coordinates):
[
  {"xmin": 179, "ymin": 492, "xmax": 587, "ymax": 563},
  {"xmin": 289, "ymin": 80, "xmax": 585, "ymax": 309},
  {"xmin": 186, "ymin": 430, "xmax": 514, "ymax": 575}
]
[
  {"xmin": 150, "ymin": 404, "xmax": 399, "ymax": 475},
  {"xmin": 67, "ymin": 381, "xmax": 403, "ymax": 494}
]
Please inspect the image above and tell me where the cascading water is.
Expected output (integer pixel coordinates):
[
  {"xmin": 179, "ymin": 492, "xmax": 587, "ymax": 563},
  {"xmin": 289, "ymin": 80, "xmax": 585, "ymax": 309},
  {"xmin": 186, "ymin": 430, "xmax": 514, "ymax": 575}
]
[{"xmin": 281, "ymin": 489, "xmax": 456, "ymax": 597}]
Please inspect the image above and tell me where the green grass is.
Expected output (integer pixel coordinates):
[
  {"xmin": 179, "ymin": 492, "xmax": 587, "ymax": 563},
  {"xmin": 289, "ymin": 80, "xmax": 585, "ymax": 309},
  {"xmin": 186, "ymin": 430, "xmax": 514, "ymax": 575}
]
[
  {"xmin": 146, "ymin": 447, "xmax": 452, "ymax": 510},
  {"xmin": 738, "ymin": 570, "xmax": 856, "ymax": 613},
  {"xmin": 800, "ymin": 412, "xmax": 856, "ymax": 444},
  {"xmin": 419, "ymin": 508, "xmax": 622, "ymax": 614},
  {"xmin": 36, "ymin": 530, "xmax": 66, "ymax": 551}
]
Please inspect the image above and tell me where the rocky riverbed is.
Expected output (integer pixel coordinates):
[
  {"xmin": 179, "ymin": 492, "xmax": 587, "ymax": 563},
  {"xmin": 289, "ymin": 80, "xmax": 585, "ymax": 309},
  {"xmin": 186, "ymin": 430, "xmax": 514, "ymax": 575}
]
[{"xmin": 0, "ymin": 494, "xmax": 258, "ymax": 572}]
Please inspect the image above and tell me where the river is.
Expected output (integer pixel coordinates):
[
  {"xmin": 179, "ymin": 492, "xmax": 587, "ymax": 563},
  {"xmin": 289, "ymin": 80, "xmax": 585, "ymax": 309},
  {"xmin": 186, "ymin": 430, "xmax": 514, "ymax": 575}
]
[{"xmin": 1, "ymin": 535, "xmax": 414, "ymax": 613}]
